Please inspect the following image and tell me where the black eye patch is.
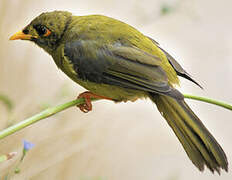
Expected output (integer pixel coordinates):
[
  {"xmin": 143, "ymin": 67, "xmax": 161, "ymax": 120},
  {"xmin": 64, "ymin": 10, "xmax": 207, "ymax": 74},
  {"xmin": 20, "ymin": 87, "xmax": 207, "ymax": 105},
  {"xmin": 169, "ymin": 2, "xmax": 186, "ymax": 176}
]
[{"xmin": 33, "ymin": 24, "xmax": 48, "ymax": 36}]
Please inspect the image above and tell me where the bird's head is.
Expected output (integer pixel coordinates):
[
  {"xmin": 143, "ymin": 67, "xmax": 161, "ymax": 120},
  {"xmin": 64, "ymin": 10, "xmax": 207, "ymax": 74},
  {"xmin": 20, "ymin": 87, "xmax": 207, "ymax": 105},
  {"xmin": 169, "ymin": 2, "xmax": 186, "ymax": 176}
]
[{"xmin": 10, "ymin": 11, "xmax": 72, "ymax": 54}]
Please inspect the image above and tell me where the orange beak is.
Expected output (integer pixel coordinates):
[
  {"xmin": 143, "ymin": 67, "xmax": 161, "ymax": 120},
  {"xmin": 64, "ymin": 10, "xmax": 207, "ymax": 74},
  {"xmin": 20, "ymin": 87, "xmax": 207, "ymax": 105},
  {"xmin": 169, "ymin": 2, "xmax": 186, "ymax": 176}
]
[{"xmin": 9, "ymin": 30, "xmax": 34, "ymax": 40}]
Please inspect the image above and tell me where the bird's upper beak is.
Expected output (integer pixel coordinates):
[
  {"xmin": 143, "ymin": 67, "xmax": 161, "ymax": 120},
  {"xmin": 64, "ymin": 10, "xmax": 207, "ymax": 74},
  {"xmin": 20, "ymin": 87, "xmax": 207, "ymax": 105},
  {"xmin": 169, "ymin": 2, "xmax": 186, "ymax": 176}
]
[{"xmin": 9, "ymin": 30, "xmax": 34, "ymax": 40}]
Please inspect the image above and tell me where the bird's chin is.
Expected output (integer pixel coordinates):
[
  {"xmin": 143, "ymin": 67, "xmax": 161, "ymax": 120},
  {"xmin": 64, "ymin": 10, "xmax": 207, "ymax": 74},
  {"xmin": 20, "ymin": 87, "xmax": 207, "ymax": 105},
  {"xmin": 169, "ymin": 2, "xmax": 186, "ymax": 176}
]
[
  {"xmin": 31, "ymin": 40, "xmax": 53, "ymax": 55},
  {"xmin": 30, "ymin": 37, "xmax": 39, "ymax": 44},
  {"xmin": 31, "ymin": 38, "xmax": 43, "ymax": 46}
]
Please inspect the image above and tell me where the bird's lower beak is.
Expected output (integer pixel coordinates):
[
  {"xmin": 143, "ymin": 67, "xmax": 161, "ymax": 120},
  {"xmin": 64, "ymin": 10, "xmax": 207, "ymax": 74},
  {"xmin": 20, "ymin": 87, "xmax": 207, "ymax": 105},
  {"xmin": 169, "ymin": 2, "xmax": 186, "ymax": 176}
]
[{"xmin": 9, "ymin": 30, "xmax": 33, "ymax": 40}]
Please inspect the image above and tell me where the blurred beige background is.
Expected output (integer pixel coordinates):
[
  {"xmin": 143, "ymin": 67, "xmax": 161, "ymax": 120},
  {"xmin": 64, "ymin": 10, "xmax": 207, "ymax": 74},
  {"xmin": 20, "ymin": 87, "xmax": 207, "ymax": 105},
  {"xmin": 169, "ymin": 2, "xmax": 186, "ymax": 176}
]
[{"xmin": 0, "ymin": 0, "xmax": 231, "ymax": 179}]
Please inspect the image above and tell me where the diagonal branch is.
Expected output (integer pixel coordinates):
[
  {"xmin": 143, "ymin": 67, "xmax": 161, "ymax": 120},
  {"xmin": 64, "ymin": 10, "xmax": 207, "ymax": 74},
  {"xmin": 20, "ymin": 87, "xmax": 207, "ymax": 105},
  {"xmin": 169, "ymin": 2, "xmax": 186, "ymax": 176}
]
[{"xmin": 0, "ymin": 94, "xmax": 231, "ymax": 140}]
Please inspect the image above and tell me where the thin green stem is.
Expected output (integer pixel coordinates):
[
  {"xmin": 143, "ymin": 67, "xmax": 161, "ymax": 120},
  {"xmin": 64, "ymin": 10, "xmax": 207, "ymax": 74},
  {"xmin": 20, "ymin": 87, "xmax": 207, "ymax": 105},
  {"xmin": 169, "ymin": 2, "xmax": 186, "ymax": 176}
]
[
  {"xmin": 0, "ymin": 94, "xmax": 231, "ymax": 140},
  {"xmin": 0, "ymin": 98, "xmax": 97, "ymax": 140},
  {"xmin": 184, "ymin": 94, "xmax": 232, "ymax": 111}
]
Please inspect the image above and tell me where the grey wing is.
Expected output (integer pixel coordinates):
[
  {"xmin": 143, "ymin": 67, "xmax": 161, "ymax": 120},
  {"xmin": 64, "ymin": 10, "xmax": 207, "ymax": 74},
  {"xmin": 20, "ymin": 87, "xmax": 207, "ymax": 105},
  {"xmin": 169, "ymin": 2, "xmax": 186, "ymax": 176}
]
[
  {"xmin": 64, "ymin": 40, "xmax": 183, "ymax": 99},
  {"xmin": 147, "ymin": 37, "xmax": 202, "ymax": 88}
]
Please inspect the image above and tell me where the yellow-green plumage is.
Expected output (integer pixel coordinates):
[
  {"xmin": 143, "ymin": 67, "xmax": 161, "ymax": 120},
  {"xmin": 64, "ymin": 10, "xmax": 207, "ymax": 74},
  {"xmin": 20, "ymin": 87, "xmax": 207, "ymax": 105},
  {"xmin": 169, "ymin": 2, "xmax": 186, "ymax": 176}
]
[
  {"xmin": 10, "ymin": 11, "xmax": 228, "ymax": 173},
  {"xmin": 63, "ymin": 15, "xmax": 179, "ymax": 86}
]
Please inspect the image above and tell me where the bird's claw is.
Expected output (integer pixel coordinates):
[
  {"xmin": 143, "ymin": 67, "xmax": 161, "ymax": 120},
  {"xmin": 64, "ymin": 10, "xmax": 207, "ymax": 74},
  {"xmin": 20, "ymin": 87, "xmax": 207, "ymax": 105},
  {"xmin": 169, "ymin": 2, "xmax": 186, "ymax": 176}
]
[
  {"xmin": 77, "ymin": 92, "xmax": 93, "ymax": 113},
  {"xmin": 76, "ymin": 91, "xmax": 112, "ymax": 113}
]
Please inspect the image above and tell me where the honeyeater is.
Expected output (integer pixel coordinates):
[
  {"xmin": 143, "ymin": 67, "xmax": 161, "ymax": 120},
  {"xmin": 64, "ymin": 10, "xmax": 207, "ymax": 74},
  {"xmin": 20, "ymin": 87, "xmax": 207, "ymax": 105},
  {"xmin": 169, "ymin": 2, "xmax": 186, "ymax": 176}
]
[{"xmin": 10, "ymin": 11, "xmax": 228, "ymax": 173}]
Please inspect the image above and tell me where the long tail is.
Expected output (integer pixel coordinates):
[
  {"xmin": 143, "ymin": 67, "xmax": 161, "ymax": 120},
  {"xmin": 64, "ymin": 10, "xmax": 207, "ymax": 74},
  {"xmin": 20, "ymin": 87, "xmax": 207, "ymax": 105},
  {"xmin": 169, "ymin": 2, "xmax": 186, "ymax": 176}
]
[{"xmin": 149, "ymin": 93, "xmax": 228, "ymax": 173}]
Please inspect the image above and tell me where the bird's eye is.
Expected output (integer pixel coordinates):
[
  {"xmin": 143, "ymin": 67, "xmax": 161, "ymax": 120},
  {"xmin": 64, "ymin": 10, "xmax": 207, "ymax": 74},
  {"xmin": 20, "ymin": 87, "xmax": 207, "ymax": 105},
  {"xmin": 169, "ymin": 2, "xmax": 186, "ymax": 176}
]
[{"xmin": 34, "ymin": 25, "xmax": 51, "ymax": 37}]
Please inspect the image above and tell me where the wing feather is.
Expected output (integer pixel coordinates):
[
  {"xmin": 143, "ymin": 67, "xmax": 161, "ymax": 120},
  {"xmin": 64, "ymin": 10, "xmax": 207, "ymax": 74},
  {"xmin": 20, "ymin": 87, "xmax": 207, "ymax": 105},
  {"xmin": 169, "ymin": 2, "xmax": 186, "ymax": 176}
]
[{"xmin": 64, "ymin": 40, "xmax": 183, "ymax": 99}]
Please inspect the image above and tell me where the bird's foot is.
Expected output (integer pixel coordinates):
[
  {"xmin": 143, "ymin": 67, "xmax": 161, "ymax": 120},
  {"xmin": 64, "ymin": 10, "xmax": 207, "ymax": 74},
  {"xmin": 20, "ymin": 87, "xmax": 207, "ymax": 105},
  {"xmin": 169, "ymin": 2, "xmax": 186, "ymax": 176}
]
[{"xmin": 77, "ymin": 91, "xmax": 112, "ymax": 113}]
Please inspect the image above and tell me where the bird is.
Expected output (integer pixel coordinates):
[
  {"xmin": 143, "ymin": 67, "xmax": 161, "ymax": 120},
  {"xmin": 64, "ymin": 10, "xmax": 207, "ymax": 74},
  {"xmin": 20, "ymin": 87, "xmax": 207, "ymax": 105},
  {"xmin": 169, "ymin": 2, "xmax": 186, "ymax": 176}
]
[{"xmin": 10, "ymin": 10, "xmax": 228, "ymax": 173}]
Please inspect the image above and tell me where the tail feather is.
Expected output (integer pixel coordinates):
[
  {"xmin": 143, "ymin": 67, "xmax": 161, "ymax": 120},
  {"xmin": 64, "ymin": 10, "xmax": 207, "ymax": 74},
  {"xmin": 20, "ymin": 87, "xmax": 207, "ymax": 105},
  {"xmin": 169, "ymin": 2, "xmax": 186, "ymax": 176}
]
[{"xmin": 149, "ymin": 93, "xmax": 228, "ymax": 173}]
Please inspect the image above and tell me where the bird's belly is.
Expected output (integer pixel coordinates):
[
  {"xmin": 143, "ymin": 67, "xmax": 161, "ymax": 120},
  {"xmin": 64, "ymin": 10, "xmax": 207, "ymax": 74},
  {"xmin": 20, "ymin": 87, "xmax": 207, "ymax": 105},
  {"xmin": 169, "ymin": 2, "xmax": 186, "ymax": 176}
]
[{"xmin": 75, "ymin": 79, "xmax": 147, "ymax": 102}]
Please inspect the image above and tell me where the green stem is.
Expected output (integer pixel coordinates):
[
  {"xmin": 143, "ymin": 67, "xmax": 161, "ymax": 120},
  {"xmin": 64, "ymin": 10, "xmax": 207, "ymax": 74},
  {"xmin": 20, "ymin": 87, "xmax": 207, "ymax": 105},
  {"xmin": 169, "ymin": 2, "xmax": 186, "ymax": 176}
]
[
  {"xmin": 0, "ymin": 98, "xmax": 97, "ymax": 140},
  {"xmin": 0, "ymin": 94, "xmax": 231, "ymax": 140},
  {"xmin": 184, "ymin": 94, "xmax": 232, "ymax": 111}
]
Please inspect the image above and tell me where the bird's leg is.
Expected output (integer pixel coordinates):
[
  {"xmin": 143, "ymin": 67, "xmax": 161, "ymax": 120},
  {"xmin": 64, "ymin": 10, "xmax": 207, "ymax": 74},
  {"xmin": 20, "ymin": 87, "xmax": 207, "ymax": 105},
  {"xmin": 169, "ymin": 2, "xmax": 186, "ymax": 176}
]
[{"xmin": 77, "ymin": 91, "xmax": 112, "ymax": 113}]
